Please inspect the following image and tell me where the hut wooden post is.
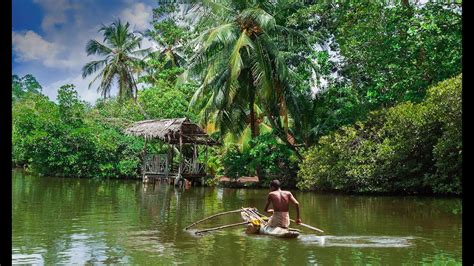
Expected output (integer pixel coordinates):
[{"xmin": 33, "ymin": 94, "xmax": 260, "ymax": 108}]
[
  {"xmin": 193, "ymin": 144, "xmax": 198, "ymax": 174},
  {"xmin": 205, "ymin": 144, "xmax": 208, "ymax": 170},
  {"xmin": 203, "ymin": 144, "xmax": 208, "ymax": 185},
  {"xmin": 176, "ymin": 135, "xmax": 183, "ymax": 186},
  {"xmin": 166, "ymin": 141, "xmax": 171, "ymax": 180},
  {"xmin": 171, "ymin": 144, "xmax": 174, "ymax": 170},
  {"xmin": 142, "ymin": 137, "xmax": 148, "ymax": 181}
]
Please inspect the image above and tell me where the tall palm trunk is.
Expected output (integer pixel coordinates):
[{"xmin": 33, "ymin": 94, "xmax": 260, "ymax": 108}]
[
  {"xmin": 241, "ymin": 68, "xmax": 258, "ymax": 138},
  {"xmin": 130, "ymin": 74, "xmax": 150, "ymax": 119},
  {"xmin": 249, "ymin": 92, "xmax": 258, "ymax": 138},
  {"xmin": 244, "ymin": 70, "xmax": 262, "ymax": 179},
  {"xmin": 267, "ymin": 113, "xmax": 303, "ymax": 162}
]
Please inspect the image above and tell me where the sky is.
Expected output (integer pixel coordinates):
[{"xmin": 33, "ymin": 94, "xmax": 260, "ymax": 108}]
[{"xmin": 12, "ymin": 0, "xmax": 157, "ymax": 103}]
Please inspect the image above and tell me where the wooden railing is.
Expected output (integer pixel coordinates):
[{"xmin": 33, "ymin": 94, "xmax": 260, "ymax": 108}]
[
  {"xmin": 181, "ymin": 157, "xmax": 204, "ymax": 175},
  {"xmin": 142, "ymin": 154, "xmax": 169, "ymax": 175},
  {"xmin": 142, "ymin": 154, "xmax": 204, "ymax": 176}
]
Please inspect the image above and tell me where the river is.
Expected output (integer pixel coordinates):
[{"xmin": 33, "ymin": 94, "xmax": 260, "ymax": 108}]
[{"xmin": 12, "ymin": 170, "xmax": 462, "ymax": 264}]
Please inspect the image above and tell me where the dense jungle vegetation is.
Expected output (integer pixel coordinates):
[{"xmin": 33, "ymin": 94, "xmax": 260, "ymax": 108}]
[{"xmin": 12, "ymin": 1, "xmax": 462, "ymax": 195}]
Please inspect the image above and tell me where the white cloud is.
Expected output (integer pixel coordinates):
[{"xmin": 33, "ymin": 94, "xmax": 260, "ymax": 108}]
[
  {"xmin": 12, "ymin": 30, "xmax": 58, "ymax": 62},
  {"xmin": 33, "ymin": 0, "xmax": 79, "ymax": 32},
  {"xmin": 120, "ymin": 3, "xmax": 153, "ymax": 31},
  {"xmin": 12, "ymin": 30, "xmax": 94, "ymax": 69}
]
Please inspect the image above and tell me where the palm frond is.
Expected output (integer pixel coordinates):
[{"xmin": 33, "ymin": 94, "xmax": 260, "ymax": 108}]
[
  {"xmin": 229, "ymin": 30, "xmax": 254, "ymax": 81},
  {"xmin": 251, "ymin": 38, "xmax": 274, "ymax": 104},
  {"xmin": 82, "ymin": 59, "xmax": 108, "ymax": 78},
  {"xmin": 203, "ymin": 23, "xmax": 239, "ymax": 50},
  {"xmin": 240, "ymin": 8, "xmax": 276, "ymax": 32},
  {"xmin": 85, "ymin": 40, "xmax": 113, "ymax": 56}
]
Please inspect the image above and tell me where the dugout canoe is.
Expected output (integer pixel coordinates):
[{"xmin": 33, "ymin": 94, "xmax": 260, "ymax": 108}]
[{"xmin": 240, "ymin": 209, "xmax": 300, "ymax": 238}]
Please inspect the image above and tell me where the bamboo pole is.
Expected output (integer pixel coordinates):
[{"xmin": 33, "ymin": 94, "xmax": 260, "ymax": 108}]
[
  {"xmin": 289, "ymin": 220, "xmax": 325, "ymax": 233},
  {"xmin": 185, "ymin": 209, "xmax": 244, "ymax": 230},
  {"xmin": 245, "ymin": 208, "xmax": 266, "ymax": 224},
  {"xmin": 194, "ymin": 221, "xmax": 250, "ymax": 235}
]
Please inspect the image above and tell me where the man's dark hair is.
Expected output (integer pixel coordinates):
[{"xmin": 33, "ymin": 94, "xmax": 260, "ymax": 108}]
[{"xmin": 270, "ymin": 179, "xmax": 281, "ymax": 189}]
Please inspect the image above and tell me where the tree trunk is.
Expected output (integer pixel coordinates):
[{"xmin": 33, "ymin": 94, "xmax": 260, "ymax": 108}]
[
  {"xmin": 249, "ymin": 94, "xmax": 258, "ymax": 138},
  {"xmin": 249, "ymin": 93, "xmax": 264, "ymax": 179},
  {"xmin": 130, "ymin": 75, "xmax": 150, "ymax": 119},
  {"xmin": 135, "ymin": 99, "xmax": 150, "ymax": 120},
  {"xmin": 267, "ymin": 113, "xmax": 303, "ymax": 162}
]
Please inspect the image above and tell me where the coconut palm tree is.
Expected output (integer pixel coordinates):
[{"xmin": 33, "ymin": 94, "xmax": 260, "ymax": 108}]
[
  {"xmin": 137, "ymin": 20, "xmax": 187, "ymax": 86},
  {"xmin": 82, "ymin": 19, "xmax": 149, "ymax": 102},
  {"xmin": 185, "ymin": 0, "xmax": 308, "ymax": 159},
  {"xmin": 144, "ymin": 19, "xmax": 186, "ymax": 69}
]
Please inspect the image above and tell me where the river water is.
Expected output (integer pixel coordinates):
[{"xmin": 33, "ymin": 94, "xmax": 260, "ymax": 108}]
[{"xmin": 12, "ymin": 170, "xmax": 462, "ymax": 265}]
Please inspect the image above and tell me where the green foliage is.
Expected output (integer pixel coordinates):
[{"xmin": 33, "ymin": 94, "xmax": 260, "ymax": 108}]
[
  {"xmin": 185, "ymin": 0, "xmax": 308, "ymax": 146},
  {"xmin": 12, "ymin": 92, "xmax": 60, "ymax": 166},
  {"xmin": 285, "ymin": 2, "xmax": 462, "ymax": 147},
  {"xmin": 139, "ymin": 86, "xmax": 191, "ymax": 119},
  {"xmin": 203, "ymin": 146, "xmax": 225, "ymax": 178},
  {"xmin": 247, "ymin": 133, "xmax": 298, "ymax": 187},
  {"xmin": 57, "ymin": 84, "xmax": 86, "ymax": 126},
  {"xmin": 290, "ymin": 2, "xmax": 461, "ymax": 108},
  {"xmin": 424, "ymin": 76, "xmax": 462, "ymax": 193},
  {"xmin": 221, "ymin": 145, "xmax": 251, "ymax": 178},
  {"xmin": 12, "ymin": 83, "xmax": 144, "ymax": 178},
  {"xmin": 12, "ymin": 70, "xmax": 198, "ymax": 179},
  {"xmin": 12, "ymin": 74, "xmax": 42, "ymax": 102},
  {"xmin": 92, "ymin": 97, "xmax": 143, "ymax": 123},
  {"xmin": 92, "ymin": 74, "xmax": 197, "ymax": 123},
  {"xmin": 220, "ymin": 133, "xmax": 298, "ymax": 187},
  {"xmin": 298, "ymin": 75, "xmax": 462, "ymax": 195},
  {"xmin": 292, "ymin": 85, "xmax": 366, "ymax": 146}
]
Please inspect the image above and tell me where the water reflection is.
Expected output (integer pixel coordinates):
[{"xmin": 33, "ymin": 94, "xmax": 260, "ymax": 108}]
[{"xmin": 12, "ymin": 170, "xmax": 462, "ymax": 265}]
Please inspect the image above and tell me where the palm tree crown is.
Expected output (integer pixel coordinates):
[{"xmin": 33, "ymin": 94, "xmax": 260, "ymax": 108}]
[
  {"xmin": 187, "ymin": 0, "xmax": 306, "ymax": 146},
  {"xmin": 82, "ymin": 19, "xmax": 149, "ymax": 101}
]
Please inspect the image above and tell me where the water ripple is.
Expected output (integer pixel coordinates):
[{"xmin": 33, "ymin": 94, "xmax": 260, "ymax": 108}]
[{"xmin": 299, "ymin": 235, "xmax": 416, "ymax": 248}]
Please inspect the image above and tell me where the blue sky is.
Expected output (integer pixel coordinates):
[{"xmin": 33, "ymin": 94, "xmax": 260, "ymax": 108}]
[{"xmin": 12, "ymin": 0, "xmax": 157, "ymax": 103}]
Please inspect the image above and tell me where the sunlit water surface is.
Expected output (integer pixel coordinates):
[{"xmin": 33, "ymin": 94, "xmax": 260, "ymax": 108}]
[{"xmin": 12, "ymin": 170, "xmax": 462, "ymax": 264}]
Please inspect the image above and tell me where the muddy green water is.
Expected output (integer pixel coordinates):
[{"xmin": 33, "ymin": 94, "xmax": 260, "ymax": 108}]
[{"xmin": 12, "ymin": 170, "xmax": 462, "ymax": 265}]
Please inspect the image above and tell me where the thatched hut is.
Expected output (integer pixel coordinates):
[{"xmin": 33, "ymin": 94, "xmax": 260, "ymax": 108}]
[{"xmin": 125, "ymin": 118, "xmax": 218, "ymax": 185}]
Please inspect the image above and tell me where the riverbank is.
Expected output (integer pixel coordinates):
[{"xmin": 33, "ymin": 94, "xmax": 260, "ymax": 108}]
[{"xmin": 13, "ymin": 167, "xmax": 461, "ymax": 197}]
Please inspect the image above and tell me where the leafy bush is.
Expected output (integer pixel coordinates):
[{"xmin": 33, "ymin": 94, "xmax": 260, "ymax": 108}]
[
  {"xmin": 297, "ymin": 75, "xmax": 462, "ymax": 195},
  {"xmin": 12, "ymin": 86, "xmax": 144, "ymax": 178},
  {"xmin": 221, "ymin": 145, "xmax": 251, "ymax": 178},
  {"xmin": 424, "ymin": 75, "xmax": 462, "ymax": 193},
  {"xmin": 139, "ymin": 83, "xmax": 193, "ymax": 120},
  {"xmin": 247, "ymin": 134, "xmax": 298, "ymax": 187},
  {"xmin": 220, "ymin": 133, "xmax": 298, "ymax": 187}
]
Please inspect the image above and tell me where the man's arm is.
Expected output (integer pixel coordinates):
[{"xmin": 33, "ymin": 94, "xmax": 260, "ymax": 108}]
[
  {"xmin": 289, "ymin": 193, "xmax": 301, "ymax": 224},
  {"xmin": 264, "ymin": 195, "xmax": 273, "ymax": 213}
]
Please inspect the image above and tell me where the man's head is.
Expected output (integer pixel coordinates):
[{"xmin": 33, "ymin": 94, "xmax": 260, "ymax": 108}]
[{"xmin": 270, "ymin": 179, "xmax": 281, "ymax": 191}]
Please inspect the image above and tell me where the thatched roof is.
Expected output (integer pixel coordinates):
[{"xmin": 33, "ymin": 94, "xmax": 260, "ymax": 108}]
[{"xmin": 124, "ymin": 118, "xmax": 218, "ymax": 145}]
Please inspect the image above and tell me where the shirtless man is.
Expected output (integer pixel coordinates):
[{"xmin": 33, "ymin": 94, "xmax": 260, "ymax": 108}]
[{"xmin": 264, "ymin": 180, "xmax": 301, "ymax": 228}]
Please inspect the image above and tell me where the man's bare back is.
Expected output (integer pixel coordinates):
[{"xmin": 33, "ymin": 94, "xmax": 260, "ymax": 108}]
[
  {"xmin": 268, "ymin": 190, "xmax": 292, "ymax": 212},
  {"xmin": 264, "ymin": 180, "xmax": 301, "ymax": 224}
]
